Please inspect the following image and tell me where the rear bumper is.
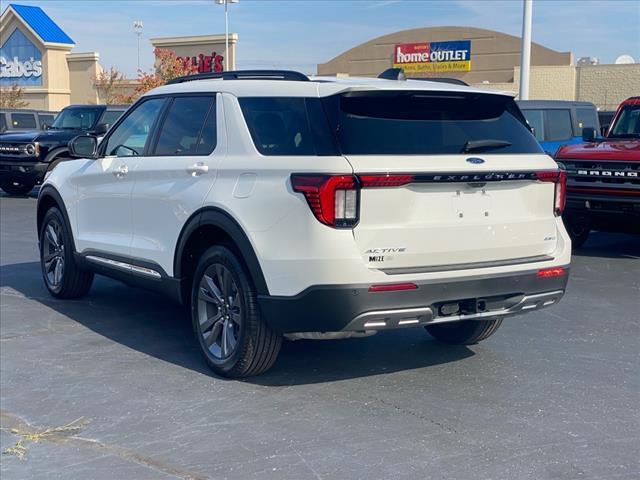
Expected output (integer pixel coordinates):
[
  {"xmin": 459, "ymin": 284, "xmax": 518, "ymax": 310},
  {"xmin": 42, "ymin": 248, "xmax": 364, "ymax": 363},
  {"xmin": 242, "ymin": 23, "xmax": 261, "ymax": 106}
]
[
  {"xmin": 258, "ymin": 268, "xmax": 569, "ymax": 334},
  {"xmin": 0, "ymin": 160, "xmax": 48, "ymax": 185}
]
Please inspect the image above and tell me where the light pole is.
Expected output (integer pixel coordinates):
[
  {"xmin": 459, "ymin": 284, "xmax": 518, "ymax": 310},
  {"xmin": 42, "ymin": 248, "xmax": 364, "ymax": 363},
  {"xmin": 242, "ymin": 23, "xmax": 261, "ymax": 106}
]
[
  {"xmin": 518, "ymin": 0, "xmax": 532, "ymax": 100},
  {"xmin": 133, "ymin": 20, "xmax": 144, "ymax": 72},
  {"xmin": 215, "ymin": 0, "xmax": 238, "ymax": 71}
]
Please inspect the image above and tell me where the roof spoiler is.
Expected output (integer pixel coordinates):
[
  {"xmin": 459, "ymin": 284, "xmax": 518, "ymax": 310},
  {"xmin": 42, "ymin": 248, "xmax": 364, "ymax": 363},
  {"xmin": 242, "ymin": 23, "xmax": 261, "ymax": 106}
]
[
  {"xmin": 167, "ymin": 70, "xmax": 310, "ymax": 85},
  {"xmin": 378, "ymin": 68, "xmax": 469, "ymax": 86}
]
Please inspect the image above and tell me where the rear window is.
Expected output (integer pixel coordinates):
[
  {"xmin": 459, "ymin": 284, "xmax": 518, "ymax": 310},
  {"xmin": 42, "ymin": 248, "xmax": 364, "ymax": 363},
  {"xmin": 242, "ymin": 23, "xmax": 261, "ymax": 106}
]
[
  {"xmin": 322, "ymin": 91, "xmax": 542, "ymax": 155},
  {"xmin": 11, "ymin": 113, "xmax": 37, "ymax": 129}
]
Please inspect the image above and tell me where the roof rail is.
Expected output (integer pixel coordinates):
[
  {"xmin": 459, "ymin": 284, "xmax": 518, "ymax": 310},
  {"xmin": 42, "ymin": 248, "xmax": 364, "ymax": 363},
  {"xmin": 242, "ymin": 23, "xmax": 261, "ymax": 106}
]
[
  {"xmin": 167, "ymin": 70, "xmax": 310, "ymax": 85},
  {"xmin": 409, "ymin": 77, "xmax": 469, "ymax": 86}
]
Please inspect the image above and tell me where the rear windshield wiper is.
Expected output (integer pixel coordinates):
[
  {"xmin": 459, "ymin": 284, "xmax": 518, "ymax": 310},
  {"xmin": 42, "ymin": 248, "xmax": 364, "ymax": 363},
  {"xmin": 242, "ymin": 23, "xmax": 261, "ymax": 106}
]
[{"xmin": 462, "ymin": 139, "xmax": 512, "ymax": 153}]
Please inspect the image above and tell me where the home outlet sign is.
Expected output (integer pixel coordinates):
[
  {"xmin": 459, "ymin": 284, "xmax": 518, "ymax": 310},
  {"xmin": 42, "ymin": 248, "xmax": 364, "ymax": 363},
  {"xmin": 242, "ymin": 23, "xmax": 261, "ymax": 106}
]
[{"xmin": 0, "ymin": 28, "xmax": 43, "ymax": 86}]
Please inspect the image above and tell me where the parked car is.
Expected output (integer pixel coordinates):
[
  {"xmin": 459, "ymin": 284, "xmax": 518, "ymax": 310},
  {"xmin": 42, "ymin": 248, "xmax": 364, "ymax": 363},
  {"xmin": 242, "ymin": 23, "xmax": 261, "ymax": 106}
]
[
  {"xmin": 0, "ymin": 109, "xmax": 58, "ymax": 133},
  {"xmin": 0, "ymin": 104, "xmax": 127, "ymax": 195},
  {"xmin": 517, "ymin": 100, "xmax": 600, "ymax": 156},
  {"xmin": 37, "ymin": 70, "xmax": 570, "ymax": 378},
  {"xmin": 556, "ymin": 97, "xmax": 640, "ymax": 247}
]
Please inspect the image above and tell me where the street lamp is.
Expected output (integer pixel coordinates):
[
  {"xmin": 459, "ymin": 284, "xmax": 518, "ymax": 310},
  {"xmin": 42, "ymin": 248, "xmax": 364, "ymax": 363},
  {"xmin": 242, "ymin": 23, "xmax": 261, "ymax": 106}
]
[
  {"xmin": 133, "ymin": 20, "xmax": 144, "ymax": 73},
  {"xmin": 518, "ymin": 0, "xmax": 532, "ymax": 100},
  {"xmin": 215, "ymin": 0, "xmax": 238, "ymax": 71}
]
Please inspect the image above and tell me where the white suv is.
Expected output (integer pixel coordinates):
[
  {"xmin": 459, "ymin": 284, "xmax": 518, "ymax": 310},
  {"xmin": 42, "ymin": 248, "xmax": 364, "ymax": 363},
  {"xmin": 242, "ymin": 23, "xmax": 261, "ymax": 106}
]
[{"xmin": 37, "ymin": 70, "xmax": 571, "ymax": 377}]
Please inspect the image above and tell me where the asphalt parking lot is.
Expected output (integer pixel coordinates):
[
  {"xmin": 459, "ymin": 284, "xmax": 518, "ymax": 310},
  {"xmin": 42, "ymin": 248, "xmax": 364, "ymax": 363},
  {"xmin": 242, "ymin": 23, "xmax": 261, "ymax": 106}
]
[{"xmin": 0, "ymin": 192, "xmax": 638, "ymax": 480}]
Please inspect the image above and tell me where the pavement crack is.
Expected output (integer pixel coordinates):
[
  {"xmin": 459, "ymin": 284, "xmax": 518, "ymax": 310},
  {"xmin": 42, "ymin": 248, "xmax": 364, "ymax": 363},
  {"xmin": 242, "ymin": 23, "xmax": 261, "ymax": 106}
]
[
  {"xmin": 0, "ymin": 410, "xmax": 208, "ymax": 480},
  {"xmin": 367, "ymin": 396, "xmax": 458, "ymax": 434}
]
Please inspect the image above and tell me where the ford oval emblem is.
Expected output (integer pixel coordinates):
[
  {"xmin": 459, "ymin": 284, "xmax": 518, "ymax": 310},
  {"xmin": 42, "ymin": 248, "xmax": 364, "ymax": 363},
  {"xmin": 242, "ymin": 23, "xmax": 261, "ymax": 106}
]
[{"xmin": 466, "ymin": 157, "xmax": 485, "ymax": 164}]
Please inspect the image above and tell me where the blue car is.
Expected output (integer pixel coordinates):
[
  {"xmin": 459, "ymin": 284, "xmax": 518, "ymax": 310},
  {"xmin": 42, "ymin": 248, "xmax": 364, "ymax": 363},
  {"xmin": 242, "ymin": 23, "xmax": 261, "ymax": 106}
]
[{"xmin": 517, "ymin": 100, "xmax": 600, "ymax": 156}]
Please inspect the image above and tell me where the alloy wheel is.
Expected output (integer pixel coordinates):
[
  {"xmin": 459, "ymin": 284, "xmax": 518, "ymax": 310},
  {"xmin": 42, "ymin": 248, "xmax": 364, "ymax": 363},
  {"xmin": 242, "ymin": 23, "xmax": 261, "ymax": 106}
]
[
  {"xmin": 197, "ymin": 264, "xmax": 242, "ymax": 360},
  {"xmin": 43, "ymin": 219, "xmax": 65, "ymax": 287}
]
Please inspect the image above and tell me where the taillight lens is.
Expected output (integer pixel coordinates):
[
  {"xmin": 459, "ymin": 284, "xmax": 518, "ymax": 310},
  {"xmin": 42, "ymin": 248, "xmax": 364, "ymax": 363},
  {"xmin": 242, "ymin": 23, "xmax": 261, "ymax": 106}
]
[
  {"xmin": 537, "ymin": 266, "xmax": 566, "ymax": 278},
  {"xmin": 536, "ymin": 170, "xmax": 566, "ymax": 216},
  {"xmin": 291, "ymin": 174, "xmax": 416, "ymax": 228},
  {"xmin": 291, "ymin": 174, "xmax": 359, "ymax": 228}
]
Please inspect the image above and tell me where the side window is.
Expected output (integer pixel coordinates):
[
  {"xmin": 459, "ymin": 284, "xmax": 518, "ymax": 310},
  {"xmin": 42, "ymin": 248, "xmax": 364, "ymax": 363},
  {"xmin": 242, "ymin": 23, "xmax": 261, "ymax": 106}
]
[
  {"xmin": 38, "ymin": 114, "xmax": 55, "ymax": 126},
  {"xmin": 153, "ymin": 96, "xmax": 216, "ymax": 156},
  {"xmin": 11, "ymin": 113, "xmax": 37, "ymax": 129},
  {"xmin": 545, "ymin": 109, "xmax": 573, "ymax": 141},
  {"xmin": 239, "ymin": 97, "xmax": 316, "ymax": 155},
  {"xmin": 100, "ymin": 110, "xmax": 125, "ymax": 128},
  {"xmin": 521, "ymin": 109, "xmax": 545, "ymax": 141},
  {"xmin": 575, "ymin": 107, "xmax": 598, "ymax": 130},
  {"xmin": 0, "ymin": 114, "xmax": 7, "ymax": 132},
  {"xmin": 104, "ymin": 98, "xmax": 165, "ymax": 157}
]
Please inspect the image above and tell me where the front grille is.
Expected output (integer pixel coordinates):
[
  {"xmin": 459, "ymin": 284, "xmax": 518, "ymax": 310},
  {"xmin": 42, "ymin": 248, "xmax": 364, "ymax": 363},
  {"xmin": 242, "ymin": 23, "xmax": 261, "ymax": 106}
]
[
  {"xmin": 561, "ymin": 160, "xmax": 640, "ymax": 194},
  {"xmin": 0, "ymin": 143, "xmax": 35, "ymax": 160}
]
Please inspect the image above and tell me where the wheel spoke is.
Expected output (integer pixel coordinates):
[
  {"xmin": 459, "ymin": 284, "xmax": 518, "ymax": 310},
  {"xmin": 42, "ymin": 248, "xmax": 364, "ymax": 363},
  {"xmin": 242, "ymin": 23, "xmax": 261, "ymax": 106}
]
[
  {"xmin": 230, "ymin": 311, "xmax": 242, "ymax": 326},
  {"xmin": 53, "ymin": 257, "xmax": 63, "ymax": 284},
  {"xmin": 205, "ymin": 320, "xmax": 224, "ymax": 348},
  {"xmin": 203, "ymin": 274, "xmax": 223, "ymax": 305},
  {"xmin": 46, "ymin": 224, "xmax": 59, "ymax": 249},
  {"xmin": 200, "ymin": 312, "xmax": 222, "ymax": 333},
  {"xmin": 44, "ymin": 251, "xmax": 58, "ymax": 263},
  {"xmin": 221, "ymin": 319, "xmax": 229, "ymax": 357}
]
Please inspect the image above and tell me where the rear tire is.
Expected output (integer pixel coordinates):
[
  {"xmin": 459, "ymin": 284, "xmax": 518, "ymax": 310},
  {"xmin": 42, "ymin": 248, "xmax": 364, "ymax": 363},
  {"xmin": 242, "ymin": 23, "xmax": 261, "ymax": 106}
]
[
  {"xmin": 39, "ymin": 207, "xmax": 94, "ymax": 299},
  {"xmin": 564, "ymin": 214, "xmax": 590, "ymax": 248},
  {"xmin": 1, "ymin": 180, "xmax": 34, "ymax": 196},
  {"xmin": 426, "ymin": 318, "xmax": 503, "ymax": 345},
  {"xmin": 191, "ymin": 245, "xmax": 282, "ymax": 378}
]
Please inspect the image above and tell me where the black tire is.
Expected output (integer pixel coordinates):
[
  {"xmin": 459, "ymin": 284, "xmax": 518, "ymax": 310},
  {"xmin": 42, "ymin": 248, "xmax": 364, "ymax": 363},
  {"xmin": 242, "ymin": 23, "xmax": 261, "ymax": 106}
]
[
  {"xmin": 191, "ymin": 245, "xmax": 282, "ymax": 378},
  {"xmin": 39, "ymin": 207, "xmax": 94, "ymax": 299},
  {"xmin": 564, "ymin": 214, "xmax": 590, "ymax": 248},
  {"xmin": 1, "ymin": 179, "xmax": 34, "ymax": 196},
  {"xmin": 425, "ymin": 318, "xmax": 503, "ymax": 345}
]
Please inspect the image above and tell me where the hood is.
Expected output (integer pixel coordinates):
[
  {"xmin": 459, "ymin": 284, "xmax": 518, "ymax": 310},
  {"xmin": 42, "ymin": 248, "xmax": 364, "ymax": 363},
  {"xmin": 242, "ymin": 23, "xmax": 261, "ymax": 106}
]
[
  {"xmin": 0, "ymin": 129, "xmax": 82, "ymax": 144},
  {"xmin": 556, "ymin": 139, "xmax": 640, "ymax": 162}
]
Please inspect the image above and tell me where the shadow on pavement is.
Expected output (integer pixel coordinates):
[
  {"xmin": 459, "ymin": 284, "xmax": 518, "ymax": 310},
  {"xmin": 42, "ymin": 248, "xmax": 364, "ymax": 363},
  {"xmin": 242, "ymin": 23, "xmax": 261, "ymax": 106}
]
[
  {"xmin": 571, "ymin": 232, "xmax": 640, "ymax": 260},
  {"xmin": 1, "ymin": 261, "xmax": 474, "ymax": 385}
]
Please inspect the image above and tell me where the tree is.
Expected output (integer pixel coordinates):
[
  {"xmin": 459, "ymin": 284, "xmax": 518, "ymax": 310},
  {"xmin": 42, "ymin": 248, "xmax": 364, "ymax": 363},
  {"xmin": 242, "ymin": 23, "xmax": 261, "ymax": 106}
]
[
  {"xmin": 128, "ymin": 48, "xmax": 198, "ymax": 102},
  {"xmin": 0, "ymin": 83, "xmax": 29, "ymax": 108},
  {"xmin": 93, "ymin": 67, "xmax": 125, "ymax": 105}
]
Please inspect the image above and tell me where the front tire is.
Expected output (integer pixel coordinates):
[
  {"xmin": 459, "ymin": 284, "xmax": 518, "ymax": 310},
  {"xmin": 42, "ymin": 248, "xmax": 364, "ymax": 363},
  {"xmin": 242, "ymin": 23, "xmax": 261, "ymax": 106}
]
[
  {"xmin": 1, "ymin": 179, "xmax": 35, "ymax": 196},
  {"xmin": 426, "ymin": 318, "xmax": 503, "ymax": 345},
  {"xmin": 191, "ymin": 246, "xmax": 282, "ymax": 378},
  {"xmin": 564, "ymin": 214, "xmax": 590, "ymax": 248},
  {"xmin": 39, "ymin": 207, "xmax": 94, "ymax": 299}
]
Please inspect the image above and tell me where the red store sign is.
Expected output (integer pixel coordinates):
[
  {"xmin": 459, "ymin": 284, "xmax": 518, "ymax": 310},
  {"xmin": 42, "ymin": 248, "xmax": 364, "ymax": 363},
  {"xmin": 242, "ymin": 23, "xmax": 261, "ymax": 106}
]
[{"xmin": 178, "ymin": 51, "xmax": 225, "ymax": 73}]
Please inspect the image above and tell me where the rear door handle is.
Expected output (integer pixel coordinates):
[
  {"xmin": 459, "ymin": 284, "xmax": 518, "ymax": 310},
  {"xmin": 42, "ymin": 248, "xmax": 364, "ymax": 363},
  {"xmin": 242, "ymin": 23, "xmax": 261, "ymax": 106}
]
[
  {"xmin": 187, "ymin": 162, "xmax": 208, "ymax": 176},
  {"xmin": 113, "ymin": 164, "xmax": 128, "ymax": 178}
]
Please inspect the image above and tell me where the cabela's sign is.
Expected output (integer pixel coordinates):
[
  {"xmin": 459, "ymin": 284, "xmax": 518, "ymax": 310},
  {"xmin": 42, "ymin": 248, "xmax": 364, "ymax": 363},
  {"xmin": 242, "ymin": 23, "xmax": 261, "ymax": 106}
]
[
  {"xmin": 178, "ymin": 51, "xmax": 225, "ymax": 73},
  {"xmin": 393, "ymin": 40, "xmax": 471, "ymax": 73},
  {"xmin": 0, "ymin": 56, "xmax": 43, "ymax": 79}
]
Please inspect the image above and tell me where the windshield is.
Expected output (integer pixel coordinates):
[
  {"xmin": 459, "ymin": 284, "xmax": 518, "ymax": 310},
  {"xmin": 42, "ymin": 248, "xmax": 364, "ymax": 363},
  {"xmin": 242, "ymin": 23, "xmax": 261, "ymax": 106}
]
[
  {"xmin": 322, "ymin": 91, "xmax": 543, "ymax": 155},
  {"xmin": 51, "ymin": 107, "xmax": 102, "ymax": 130},
  {"xmin": 609, "ymin": 104, "xmax": 640, "ymax": 138}
]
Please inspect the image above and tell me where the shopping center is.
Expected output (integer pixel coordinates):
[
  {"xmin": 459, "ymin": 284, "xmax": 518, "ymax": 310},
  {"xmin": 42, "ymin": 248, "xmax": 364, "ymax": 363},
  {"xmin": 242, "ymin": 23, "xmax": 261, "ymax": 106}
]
[{"xmin": 1, "ymin": 3, "xmax": 637, "ymax": 111}]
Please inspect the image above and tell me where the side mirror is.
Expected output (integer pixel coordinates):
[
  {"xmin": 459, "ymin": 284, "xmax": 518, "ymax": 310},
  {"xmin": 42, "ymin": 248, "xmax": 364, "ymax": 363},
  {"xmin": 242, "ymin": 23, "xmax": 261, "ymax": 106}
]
[
  {"xmin": 582, "ymin": 127, "xmax": 598, "ymax": 142},
  {"xmin": 600, "ymin": 125, "xmax": 609, "ymax": 137},
  {"xmin": 41, "ymin": 123, "xmax": 50, "ymax": 130},
  {"xmin": 93, "ymin": 123, "xmax": 109, "ymax": 135},
  {"xmin": 68, "ymin": 135, "xmax": 99, "ymax": 159}
]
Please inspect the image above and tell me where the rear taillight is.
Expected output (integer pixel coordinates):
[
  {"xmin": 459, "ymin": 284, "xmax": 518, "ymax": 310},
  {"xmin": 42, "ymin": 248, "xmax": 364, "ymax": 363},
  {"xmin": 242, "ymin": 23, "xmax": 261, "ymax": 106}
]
[
  {"xmin": 291, "ymin": 175, "xmax": 359, "ymax": 228},
  {"xmin": 536, "ymin": 170, "xmax": 566, "ymax": 216},
  {"xmin": 291, "ymin": 174, "xmax": 416, "ymax": 228}
]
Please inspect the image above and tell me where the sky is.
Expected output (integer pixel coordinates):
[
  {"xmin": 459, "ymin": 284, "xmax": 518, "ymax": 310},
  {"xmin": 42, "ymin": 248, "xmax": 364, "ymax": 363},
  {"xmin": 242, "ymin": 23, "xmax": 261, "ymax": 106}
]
[{"xmin": 4, "ymin": 0, "xmax": 640, "ymax": 77}]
